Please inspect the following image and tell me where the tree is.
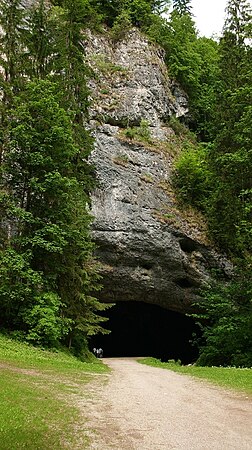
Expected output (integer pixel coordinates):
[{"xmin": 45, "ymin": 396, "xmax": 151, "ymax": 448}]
[
  {"xmin": 0, "ymin": 79, "xmax": 110, "ymax": 349},
  {"xmin": 162, "ymin": 10, "xmax": 199, "ymax": 97},
  {"xmin": 207, "ymin": 0, "xmax": 252, "ymax": 254},
  {"xmin": 191, "ymin": 37, "xmax": 220, "ymax": 140},
  {"xmin": 22, "ymin": 0, "xmax": 53, "ymax": 79},
  {"xmin": 0, "ymin": 0, "xmax": 26, "ymax": 87},
  {"xmin": 220, "ymin": 0, "xmax": 252, "ymax": 91},
  {"xmin": 193, "ymin": 261, "xmax": 252, "ymax": 367},
  {"xmin": 0, "ymin": 0, "xmax": 26, "ymax": 164},
  {"xmin": 173, "ymin": 0, "xmax": 192, "ymax": 16},
  {"xmin": 88, "ymin": 0, "xmax": 171, "ymax": 27},
  {"xmin": 0, "ymin": 0, "xmax": 112, "ymax": 352},
  {"xmin": 49, "ymin": 1, "xmax": 92, "ymax": 128}
]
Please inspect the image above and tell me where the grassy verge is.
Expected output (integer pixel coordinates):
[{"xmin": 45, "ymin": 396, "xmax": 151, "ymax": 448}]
[
  {"xmin": 0, "ymin": 333, "xmax": 108, "ymax": 374},
  {"xmin": 139, "ymin": 358, "xmax": 252, "ymax": 396},
  {"xmin": 0, "ymin": 333, "xmax": 109, "ymax": 449}
]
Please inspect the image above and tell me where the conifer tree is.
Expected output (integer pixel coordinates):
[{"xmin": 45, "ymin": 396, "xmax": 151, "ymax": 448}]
[
  {"xmin": 220, "ymin": 0, "xmax": 252, "ymax": 90},
  {"xmin": 0, "ymin": 79, "xmax": 110, "ymax": 347},
  {"xmin": 0, "ymin": 0, "xmax": 25, "ymax": 87},
  {"xmin": 23, "ymin": 0, "xmax": 53, "ymax": 79},
  {"xmin": 0, "ymin": 1, "xmax": 111, "ymax": 350},
  {"xmin": 208, "ymin": 0, "xmax": 252, "ymax": 254},
  {"xmin": 0, "ymin": 0, "xmax": 26, "ymax": 163},
  {"xmin": 173, "ymin": 0, "xmax": 192, "ymax": 16},
  {"xmin": 163, "ymin": 7, "xmax": 198, "ymax": 97}
]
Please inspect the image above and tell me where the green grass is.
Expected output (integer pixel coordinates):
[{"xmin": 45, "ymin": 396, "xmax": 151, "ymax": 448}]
[
  {"xmin": 139, "ymin": 358, "xmax": 252, "ymax": 395},
  {"xmin": 0, "ymin": 333, "xmax": 109, "ymax": 449},
  {"xmin": 0, "ymin": 333, "xmax": 108, "ymax": 374},
  {"xmin": 0, "ymin": 370, "xmax": 80, "ymax": 449}
]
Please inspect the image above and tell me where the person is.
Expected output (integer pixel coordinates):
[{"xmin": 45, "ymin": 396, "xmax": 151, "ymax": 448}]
[
  {"xmin": 97, "ymin": 348, "xmax": 103, "ymax": 358},
  {"xmin": 93, "ymin": 347, "xmax": 97, "ymax": 357}
]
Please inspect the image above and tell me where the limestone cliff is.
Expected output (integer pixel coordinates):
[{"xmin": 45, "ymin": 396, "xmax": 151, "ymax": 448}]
[{"xmin": 86, "ymin": 28, "xmax": 231, "ymax": 313}]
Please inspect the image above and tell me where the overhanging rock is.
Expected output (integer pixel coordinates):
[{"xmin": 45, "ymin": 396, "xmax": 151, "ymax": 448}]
[{"xmin": 87, "ymin": 28, "xmax": 232, "ymax": 313}]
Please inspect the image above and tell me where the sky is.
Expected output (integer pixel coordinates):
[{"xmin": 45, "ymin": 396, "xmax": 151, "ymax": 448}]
[
  {"xmin": 191, "ymin": 0, "xmax": 252, "ymax": 38},
  {"xmin": 191, "ymin": 0, "xmax": 227, "ymax": 37}
]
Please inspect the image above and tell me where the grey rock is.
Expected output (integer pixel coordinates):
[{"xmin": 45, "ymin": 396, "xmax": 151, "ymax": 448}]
[
  {"xmin": 85, "ymin": 28, "xmax": 189, "ymax": 130},
  {"xmin": 90, "ymin": 127, "xmax": 231, "ymax": 313},
  {"xmin": 87, "ymin": 29, "xmax": 231, "ymax": 313}
]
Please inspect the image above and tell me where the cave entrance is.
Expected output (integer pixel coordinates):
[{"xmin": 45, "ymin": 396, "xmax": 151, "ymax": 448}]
[{"xmin": 90, "ymin": 301, "xmax": 200, "ymax": 364}]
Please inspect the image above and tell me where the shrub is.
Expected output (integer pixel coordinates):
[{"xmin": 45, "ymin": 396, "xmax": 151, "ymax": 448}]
[
  {"xmin": 124, "ymin": 119, "xmax": 152, "ymax": 142},
  {"xmin": 174, "ymin": 143, "xmax": 212, "ymax": 211}
]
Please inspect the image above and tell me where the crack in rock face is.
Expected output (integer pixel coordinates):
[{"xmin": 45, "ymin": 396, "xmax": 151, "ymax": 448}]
[{"xmin": 87, "ymin": 28, "xmax": 232, "ymax": 313}]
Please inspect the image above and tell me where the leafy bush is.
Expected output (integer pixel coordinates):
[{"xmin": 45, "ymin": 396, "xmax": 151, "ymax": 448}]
[
  {"xmin": 174, "ymin": 142, "xmax": 212, "ymax": 210},
  {"xmin": 169, "ymin": 116, "xmax": 189, "ymax": 137},
  {"xmin": 192, "ymin": 262, "xmax": 252, "ymax": 368},
  {"xmin": 24, "ymin": 293, "xmax": 72, "ymax": 347},
  {"xmin": 124, "ymin": 119, "xmax": 152, "ymax": 142}
]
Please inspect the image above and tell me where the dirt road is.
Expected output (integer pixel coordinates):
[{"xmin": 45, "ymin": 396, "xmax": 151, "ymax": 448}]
[{"xmin": 84, "ymin": 358, "xmax": 252, "ymax": 449}]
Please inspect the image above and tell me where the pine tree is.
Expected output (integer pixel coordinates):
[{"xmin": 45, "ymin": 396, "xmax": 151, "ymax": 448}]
[
  {"xmin": 0, "ymin": 80, "xmax": 110, "ymax": 347},
  {"xmin": 220, "ymin": 0, "xmax": 252, "ymax": 90},
  {"xmin": 0, "ymin": 0, "xmax": 26, "ymax": 164},
  {"xmin": 173, "ymin": 0, "xmax": 192, "ymax": 16},
  {"xmin": 163, "ymin": 8, "xmax": 198, "ymax": 96},
  {"xmin": 23, "ymin": 0, "xmax": 53, "ymax": 79},
  {"xmin": 49, "ymin": 1, "xmax": 91, "ymax": 129},
  {"xmin": 208, "ymin": 0, "xmax": 252, "ymax": 254},
  {"xmin": 0, "ymin": 0, "xmax": 26, "ymax": 88},
  {"xmin": 0, "ymin": 2, "xmax": 111, "ymax": 350}
]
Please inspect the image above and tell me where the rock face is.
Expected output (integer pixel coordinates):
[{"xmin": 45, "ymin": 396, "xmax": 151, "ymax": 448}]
[{"xmin": 86, "ymin": 28, "xmax": 231, "ymax": 313}]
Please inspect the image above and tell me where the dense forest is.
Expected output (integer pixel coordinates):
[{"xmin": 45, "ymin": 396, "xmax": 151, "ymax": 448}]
[{"xmin": 0, "ymin": 0, "xmax": 251, "ymax": 366}]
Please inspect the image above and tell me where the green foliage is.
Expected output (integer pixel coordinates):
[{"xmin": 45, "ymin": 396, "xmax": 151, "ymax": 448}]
[
  {"xmin": 170, "ymin": 0, "xmax": 251, "ymax": 368},
  {"xmin": 172, "ymin": 0, "xmax": 252, "ymax": 255},
  {"xmin": 162, "ymin": 11, "xmax": 199, "ymax": 96},
  {"xmin": 47, "ymin": 1, "xmax": 92, "ymax": 123},
  {"xmin": 172, "ymin": 0, "xmax": 192, "ymax": 16},
  {"xmin": 89, "ymin": 0, "xmax": 171, "ymax": 28},
  {"xmin": 0, "ymin": 248, "xmax": 43, "ymax": 329},
  {"xmin": 124, "ymin": 119, "xmax": 152, "ymax": 142},
  {"xmin": 0, "ymin": 79, "xmax": 107, "ymax": 349},
  {"xmin": 0, "ymin": 0, "xmax": 26, "ymax": 88},
  {"xmin": 22, "ymin": 0, "xmax": 53, "ymax": 79},
  {"xmin": 174, "ymin": 142, "xmax": 212, "ymax": 210},
  {"xmin": 206, "ymin": 0, "xmax": 252, "ymax": 255},
  {"xmin": 192, "ymin": 262, "xmax": 252, "ymax": 368},
  {"xmin": 147, "ymin": 12, "xmax": 220, "ymax": 141},
  {"xmin": 110, "ymin": 9, "xmax": 132, "ymax": 41},
  {"xmin": 190, "ymin": 37, "xmax": 220, "ymax": 140},
  {"xmin": 24, "ymin": 293, "xmax": 72, "ymax": 346},
  {"xmin": 0, "ymin": 1, "xmax": 111, "ymax": 354}
]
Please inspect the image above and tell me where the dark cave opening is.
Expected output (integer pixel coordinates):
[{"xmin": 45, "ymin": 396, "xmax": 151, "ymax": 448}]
[{"xmin": 90, "ymin": 301, "xmax": 200, "ymax": 364}]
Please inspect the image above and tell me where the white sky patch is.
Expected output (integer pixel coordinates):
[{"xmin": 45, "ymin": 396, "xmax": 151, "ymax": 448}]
[{"xmin": 191, "ymin": 0, "xmax": 252, "ymax": 38}]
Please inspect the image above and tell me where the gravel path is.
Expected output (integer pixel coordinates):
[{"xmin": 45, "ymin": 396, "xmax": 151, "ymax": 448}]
[{"xmin": 85, "ymin": 358, "xmax": 252, "ymax": 450}]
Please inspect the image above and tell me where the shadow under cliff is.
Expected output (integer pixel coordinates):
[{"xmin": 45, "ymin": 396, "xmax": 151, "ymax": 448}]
[{"xmin": 90, "ymin": 301, "xmax": 200, "ymax": 364}]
